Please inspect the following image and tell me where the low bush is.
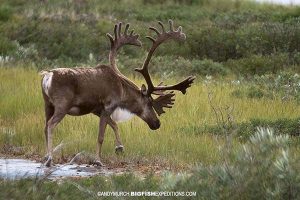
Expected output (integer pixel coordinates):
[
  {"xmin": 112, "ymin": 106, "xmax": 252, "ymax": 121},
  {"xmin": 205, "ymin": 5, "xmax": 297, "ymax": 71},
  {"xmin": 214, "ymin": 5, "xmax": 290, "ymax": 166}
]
[
  {"xmin": 201, "ymin": 117, "xmax": 300, "ymax": 140},
  {"xmin": 225, "ymin": 53, "xmax": 291, "ymax": 75},
  {"xmin": 0, "ymin": 4, "xmax": 13, "ymax": 21},
  {"xmin": 236, "ymin": 22, "xmax": 300, "ymax": 57},
  {"xmin": 190, "ymin": 59, "xmax": 228, "ymax": 76},
  {"xmin": 0, "ymin": 36, "xmax": 17, "ymax": 56},
  {"xmin": 231, "ymin": 71, "xmax": 300, "ymax": 102},
  {"xmin": 188, "ymin": 26, "xmax": 238, "ymax": 62},
  {"xmin": 174, "ymin": 128, "xmax": 300, "ymax": 199}
]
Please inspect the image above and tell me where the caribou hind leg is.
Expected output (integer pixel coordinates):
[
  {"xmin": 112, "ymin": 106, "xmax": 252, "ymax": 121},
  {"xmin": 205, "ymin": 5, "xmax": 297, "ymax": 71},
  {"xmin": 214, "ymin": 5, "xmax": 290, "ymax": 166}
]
[
  {"xmin": 44, "ymin": 103, "xmax": 54, "ymax": 160},
  {"xmin": 44, "ymin": 97, "xmax": 72, "ymax": 167},
  {"xmin": 44, "ymin": 110, "xmax": 67, "ymax": 167}
]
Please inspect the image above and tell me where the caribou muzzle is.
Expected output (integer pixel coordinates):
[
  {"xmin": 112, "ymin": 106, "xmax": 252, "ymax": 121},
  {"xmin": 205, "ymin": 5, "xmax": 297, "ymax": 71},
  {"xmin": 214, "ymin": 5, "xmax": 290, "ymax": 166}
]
[{"xmin": 148, "ymin": 119, "xmax": 160, "ymax": 130}]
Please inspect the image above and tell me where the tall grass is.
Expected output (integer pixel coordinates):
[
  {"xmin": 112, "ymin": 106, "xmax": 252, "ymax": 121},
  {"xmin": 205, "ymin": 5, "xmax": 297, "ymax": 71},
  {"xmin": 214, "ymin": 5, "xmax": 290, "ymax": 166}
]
[{"xmin": 1, "ymin": 66, "xmax": 300, "ymax": 167}]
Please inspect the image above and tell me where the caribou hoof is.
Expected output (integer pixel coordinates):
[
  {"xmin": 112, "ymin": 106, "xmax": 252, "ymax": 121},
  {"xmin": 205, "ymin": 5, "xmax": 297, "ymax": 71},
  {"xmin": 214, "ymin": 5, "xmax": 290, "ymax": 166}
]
[
  {"xmin": 115, "ymin": 145, "xmax": 124, "ymax": 154},
  {"xmin": 43, "ymin": 155, "xmax": 49, "ymax": 162},
  {"xmin": 93, "ymin": 160, "xmax": 105, "ymax": 167},
  {"xmin": 44, "ymin": 156, "xmax": 52, "ymax": 167}
]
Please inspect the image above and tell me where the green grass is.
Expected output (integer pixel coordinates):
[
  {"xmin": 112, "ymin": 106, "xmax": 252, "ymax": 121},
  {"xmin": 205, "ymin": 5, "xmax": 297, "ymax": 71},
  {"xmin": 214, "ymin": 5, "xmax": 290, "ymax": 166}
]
[{"xmin": 1, "ymin": 66, "xmax": 300, "ymax": 167}]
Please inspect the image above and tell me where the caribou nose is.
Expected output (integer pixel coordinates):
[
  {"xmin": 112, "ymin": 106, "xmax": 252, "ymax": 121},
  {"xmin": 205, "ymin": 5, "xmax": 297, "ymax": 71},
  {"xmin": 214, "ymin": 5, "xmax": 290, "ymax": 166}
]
[{"xmin": 150, "ymin": 120, "xmax": 160, "ymax": 130}]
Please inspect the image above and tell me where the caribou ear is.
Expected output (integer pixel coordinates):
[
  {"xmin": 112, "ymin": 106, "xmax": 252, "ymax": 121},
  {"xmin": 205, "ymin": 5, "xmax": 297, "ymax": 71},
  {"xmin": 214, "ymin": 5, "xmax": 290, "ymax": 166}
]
[{"xmin": 141, "ymin": 84, "xmax": 148, "ymax": 96}]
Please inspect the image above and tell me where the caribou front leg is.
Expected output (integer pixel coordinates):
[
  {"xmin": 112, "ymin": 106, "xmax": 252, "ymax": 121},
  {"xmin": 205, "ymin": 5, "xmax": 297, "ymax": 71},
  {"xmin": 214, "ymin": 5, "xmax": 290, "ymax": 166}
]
[
  {"xmin": 95, "ymin": 116, "xmax": 108, "ymax": 166},
  {"xmin": 107, "ymin": 117, "xmax": 124, "ymax": 154}
]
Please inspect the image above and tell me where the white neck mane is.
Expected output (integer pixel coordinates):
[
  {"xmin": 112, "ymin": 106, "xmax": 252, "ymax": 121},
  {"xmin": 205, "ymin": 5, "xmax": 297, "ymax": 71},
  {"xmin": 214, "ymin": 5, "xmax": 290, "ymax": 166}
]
[{"xmin": 111, "ymin": 107, "xmax": 134, "ymax": 123}]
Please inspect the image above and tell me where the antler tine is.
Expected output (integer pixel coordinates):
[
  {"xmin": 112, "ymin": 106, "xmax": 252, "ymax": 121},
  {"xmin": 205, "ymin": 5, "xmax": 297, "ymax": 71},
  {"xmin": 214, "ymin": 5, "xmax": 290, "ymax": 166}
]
[
  {"xmin": 124, "ymin": 23, "xmax": 129, "ymax": 36},
  {"xmin": 118, "ymin": 22, "xmax": 122, "ymax": 37},
  {"xmin": 106, "ymin": 33, "xmax": 114, "ymax": 45},
  {"xmin": 177, "ymin": 26, "xmax": 182, "ymax": 33},
  {"xmin": 107, "ymin": 22, "xmax": 142, "ymax": 72},
  {"xmin": 114, "ymin": 24, "xmax": 118, "ymax": 40},
  {"xmin": 169, "ymin": 19, "xmax": 174, "ymax": 31},
  {"xmin": 130, "ymin": 30, "xmax": 134, "ymax": 36},
  {"xmin": 158, "ymin": 21, "xmax": 165, "ymax": 33},
  {"xmin": 149, "ymin": 27, "xmax": 160, "ymax": 35},
  {"xmin": 145, "ymin": 36, "xmax": 155, "ymax": 43}
]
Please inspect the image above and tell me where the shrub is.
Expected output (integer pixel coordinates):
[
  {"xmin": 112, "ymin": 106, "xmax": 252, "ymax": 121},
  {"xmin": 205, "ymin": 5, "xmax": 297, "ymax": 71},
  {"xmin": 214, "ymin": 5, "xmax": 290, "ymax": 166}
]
[
  {"xmin": 252, "ymin": 72, "xmax": 300, "ymax": 101},
  {"xmin": 226, "ymin": 53, "xmax": 290, "ymax": 75},
  {"xmin": 188, "ymin": 26, "xmax": 238, "ymax": 62},
  {"xmin": 8, "ymin": 18, "xmax": 104, "ymax": 63},
  {"xmin": 236, "ymin": 22, "xmax": 300, "ymax": 57},
  {"xmin": 0, "ymin": 36, "xmax": 17, "ymax": 55},
  {"xmin": 13, "ymin": 42, "xmax": 39, "ymax": 61},
  {"xmin": 173, "ymin": 128, "xmax": 300, "ymax": 199},
  {"xmin": 0, "ymin": 4, "xmax": 13, "ymax": 21},
  {"xmin": 190, "ymin": 59, "xmax": 228, "ymax": 76},
  {"xmin": 200, "ymin": 117, "xmax": 300, "ymax": 140}
]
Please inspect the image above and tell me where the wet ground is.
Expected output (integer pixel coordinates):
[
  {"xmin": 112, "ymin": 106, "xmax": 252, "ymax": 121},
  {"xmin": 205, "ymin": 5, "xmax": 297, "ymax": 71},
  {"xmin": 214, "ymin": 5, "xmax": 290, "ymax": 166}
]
[{"xmin": 0, "ymin": 158, "xmax": 124, "ymax": 180}]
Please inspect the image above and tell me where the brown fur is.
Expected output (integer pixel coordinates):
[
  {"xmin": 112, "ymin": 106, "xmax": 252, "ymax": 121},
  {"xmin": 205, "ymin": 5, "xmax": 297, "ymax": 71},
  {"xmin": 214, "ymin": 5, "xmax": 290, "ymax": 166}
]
[{"xmin": 41, "ymin": 65, "xmax": 159, "ymax": 167}]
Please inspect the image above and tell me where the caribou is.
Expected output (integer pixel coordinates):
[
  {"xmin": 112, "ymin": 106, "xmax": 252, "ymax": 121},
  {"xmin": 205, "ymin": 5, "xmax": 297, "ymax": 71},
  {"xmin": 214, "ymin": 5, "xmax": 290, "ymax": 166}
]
[{"xmin": 40, "ymin": 20, "xmax": 195, "ymax": 167}]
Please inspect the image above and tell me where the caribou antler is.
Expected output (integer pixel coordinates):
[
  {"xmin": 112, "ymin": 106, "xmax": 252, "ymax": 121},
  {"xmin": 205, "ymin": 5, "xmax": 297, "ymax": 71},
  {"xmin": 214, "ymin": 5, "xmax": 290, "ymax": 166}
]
[
  {"xmin": 153, "ymin": 91, "xmax": 175, "ymax": 116},
  {"xmin": 107, "ymin": 22, "xmax": 142, "ymax": 73},
  {"xmin": 135, "ymin": 20, "xmax": 195, "ymax": 96}
]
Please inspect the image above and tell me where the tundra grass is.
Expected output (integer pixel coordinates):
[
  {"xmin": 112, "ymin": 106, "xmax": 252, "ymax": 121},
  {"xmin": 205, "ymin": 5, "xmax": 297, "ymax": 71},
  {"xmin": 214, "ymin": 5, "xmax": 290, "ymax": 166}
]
[{"xmin": 1, "ymin": 66, "xmax": 300, "ymax": 167}]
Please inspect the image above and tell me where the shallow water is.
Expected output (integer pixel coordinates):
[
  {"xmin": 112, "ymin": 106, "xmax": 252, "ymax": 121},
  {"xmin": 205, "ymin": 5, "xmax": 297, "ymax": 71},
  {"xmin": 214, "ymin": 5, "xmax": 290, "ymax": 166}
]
[{"xmin": 0, "ymin": 158, "xmax": 114, "ymax": 180}]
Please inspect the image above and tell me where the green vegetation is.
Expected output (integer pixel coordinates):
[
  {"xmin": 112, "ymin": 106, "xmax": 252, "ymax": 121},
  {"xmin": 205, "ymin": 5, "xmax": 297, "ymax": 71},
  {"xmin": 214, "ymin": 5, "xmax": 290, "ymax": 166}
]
[
  {"xmin": 0, "ymin": 0, "xmax": 299, "ymax": 75},
  {"xmin": 1, "ymin": 0, "xmax": 300, "ymax": 199}
]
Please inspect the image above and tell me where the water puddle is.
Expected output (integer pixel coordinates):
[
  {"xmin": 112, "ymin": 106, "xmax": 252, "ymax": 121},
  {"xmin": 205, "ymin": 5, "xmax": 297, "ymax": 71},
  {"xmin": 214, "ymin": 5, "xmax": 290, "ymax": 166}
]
[{"xmin": 0, "ymin": 158, "xmax": 119, "ymax": 180}]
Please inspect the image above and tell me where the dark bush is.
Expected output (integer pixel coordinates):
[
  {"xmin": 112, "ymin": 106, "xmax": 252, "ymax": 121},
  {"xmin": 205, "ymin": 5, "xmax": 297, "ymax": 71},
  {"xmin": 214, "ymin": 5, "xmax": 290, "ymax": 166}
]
[
  {"xmin": 7, "ymin": 18, "xmax": 105, "ymax": 63},
  {"xmin": 0, "ymin": 36, "xmax": 17, "ymax": 55},
  {"xmin": 188, "ymin": 21, "xmax": 300, "ymax": 63},
  {"xmin": 226, "ymin": 53, "xmax": 290, "ymax": 75},
  {"xmin": 236, "ymin": 22, "xmax": 300, "ymax": 57},
  {"xmin": 191, "ymin": 59, "xmax": 228, "ymax": 76},
  {"xmin": 0, "ymin": 4, "xmax": 13, "ymax": 21},
  {"xmin": 189, "ymin": 26, "xmax": 238, "ymax": 62}
]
